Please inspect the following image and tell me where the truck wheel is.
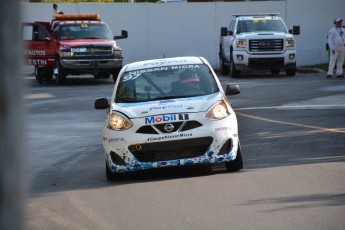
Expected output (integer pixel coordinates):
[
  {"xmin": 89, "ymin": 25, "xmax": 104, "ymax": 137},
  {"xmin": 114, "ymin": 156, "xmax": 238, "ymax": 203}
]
[
  {"xmin": 271, "ymin": 69, "xmax": 280, "ymax": 75},
  {"xmin": 225, "ymin": 142, "xmax": 243, "ymax": 172},
  {"xmin": 112, "ymin": 68, "xmax": 121, "ymax": 83},
  {"xmin": 35, "ymin": 67, "xmax": 43, "ymax": 84},
  {"xmin": 220, "ymin": 58, "xmax": 229, "ymax": 75},
  {"xmin": 56, "ymin": 61, "xmax": 67, "ymax": 85},
  {"xmin": 286, "ymin": 68, "xmax": 296, "ymax": 76},
  {"xmin": 230, "ymin": 55, "xmax": 241, "ymax": 78},
  {"xmin": 35, "ymin": 67, "xmax": 54, "ymax": 84}
]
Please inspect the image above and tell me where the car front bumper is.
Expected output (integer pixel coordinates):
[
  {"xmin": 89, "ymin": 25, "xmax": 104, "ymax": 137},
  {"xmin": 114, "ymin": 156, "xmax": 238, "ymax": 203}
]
[{"xmin": 102, "ymin": 113, "xmax": 239, "ymax": 173}]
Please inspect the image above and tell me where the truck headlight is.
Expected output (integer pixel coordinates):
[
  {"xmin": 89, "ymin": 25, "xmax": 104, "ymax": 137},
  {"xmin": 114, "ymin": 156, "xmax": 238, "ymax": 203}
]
[
  {"xmin": 285, "ymin": 38, "xmax": 295, "ymax": 47},
  {"xmin": 114, "ymin": 50, "xmax": 123, "ymax": 57},
  {"xmin": 205, "ymin": 100, "xmax": 230, "ymax": 120},
  {"xmin": 108, "ymin": 112, "xmax": 132, "ymax": 130},
  {"xmin": 60, "ymin": 48, "xmax": 73, "ymax": 57},
  {"xmin": 236, "ymin": 39, "xmax": 247, "ymax": 48}
]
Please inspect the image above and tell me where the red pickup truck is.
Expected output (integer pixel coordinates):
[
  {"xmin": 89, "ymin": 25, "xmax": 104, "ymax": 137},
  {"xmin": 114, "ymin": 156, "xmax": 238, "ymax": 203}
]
[{"xmin": 23, "ymin": 13, "xmax": 128, "ymax": 84}]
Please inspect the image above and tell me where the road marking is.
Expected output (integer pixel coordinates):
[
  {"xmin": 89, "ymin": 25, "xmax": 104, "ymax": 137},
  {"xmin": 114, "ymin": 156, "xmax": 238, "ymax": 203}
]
[
  {"xmin": 236, "ymin": 112, "xmax": 345, "ymax": 134},
  {"xmin": 23, "ymin": 93, "xmax": 54, "ymax": 100}
]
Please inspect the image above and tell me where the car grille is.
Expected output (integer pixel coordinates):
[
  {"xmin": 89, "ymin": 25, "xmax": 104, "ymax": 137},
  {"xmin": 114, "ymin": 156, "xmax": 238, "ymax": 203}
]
[
  {"xmin": 136, "ymin": 121, "xmax": 203, "ymax": 134},
  {"xmin": 249, "ymin": 39, "xmax": 283, "ymax": 52},
  {"xmin": 128, "ymin": 137, "xmax": 213, "ymax": 162},
  {"xmin": 73, "ymin": 46, "xmax": 113, "ymax": 57}
]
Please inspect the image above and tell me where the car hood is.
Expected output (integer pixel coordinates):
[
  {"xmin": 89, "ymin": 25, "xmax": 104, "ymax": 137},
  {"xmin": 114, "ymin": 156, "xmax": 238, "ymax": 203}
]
[{"xmin": 111, "ymin": 93, "xmax": 225, "ymax": 118}]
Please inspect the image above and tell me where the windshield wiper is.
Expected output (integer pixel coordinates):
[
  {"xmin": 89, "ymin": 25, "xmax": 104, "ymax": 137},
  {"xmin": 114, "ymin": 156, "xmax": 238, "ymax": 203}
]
[
  {"xmin": 116, "ymin": 97, "xmax": 137, "ymax": 102},
  {"xmin": 153, "ymin": 96, "xmax": 184, "ymax": 100}
]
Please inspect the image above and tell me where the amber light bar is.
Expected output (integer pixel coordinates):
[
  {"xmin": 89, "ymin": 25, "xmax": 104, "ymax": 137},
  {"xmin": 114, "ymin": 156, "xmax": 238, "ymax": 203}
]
[{"xmin": 53, "ymin": 14, "xmax": 101, "ymax": 21}]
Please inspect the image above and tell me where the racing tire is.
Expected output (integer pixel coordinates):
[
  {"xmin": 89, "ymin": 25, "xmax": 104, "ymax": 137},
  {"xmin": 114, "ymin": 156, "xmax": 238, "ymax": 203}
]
[
  {"xmin": 105, "ymin": 162, "xmax": 123, "ymax": 181},
  {"xmin": 112, "ymin": 68, "xmax": 121, "ymax": 83},
  {"xmin": 56, "ymin": 61, "xmax": 67, "ymax": 85},
  {"xmin": 225, "ymin": 142, "xmax": 243, "ymax": 172},
  {"xmin": 286, "ymin": 68, "xmax": 296, "ymax": 76}
]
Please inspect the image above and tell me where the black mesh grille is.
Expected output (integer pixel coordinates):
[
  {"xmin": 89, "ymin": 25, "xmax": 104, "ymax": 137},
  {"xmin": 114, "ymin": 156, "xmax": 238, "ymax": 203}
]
[{"xmin": 128, "ymin": 137, "xmax": 213, "ymax": 162}]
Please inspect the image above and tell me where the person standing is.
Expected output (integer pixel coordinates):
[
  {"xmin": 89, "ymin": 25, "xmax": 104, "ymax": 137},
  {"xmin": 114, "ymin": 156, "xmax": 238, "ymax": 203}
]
[{"xmin": 326, "ymin": 17, "xmax": 345, "ymax": 78}]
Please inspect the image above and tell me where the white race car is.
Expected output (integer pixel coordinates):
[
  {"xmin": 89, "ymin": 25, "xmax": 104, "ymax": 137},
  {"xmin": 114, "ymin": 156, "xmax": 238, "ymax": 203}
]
[{"xmin": 95, "ymin": 56, "xmax": 242, "ymax": 180}]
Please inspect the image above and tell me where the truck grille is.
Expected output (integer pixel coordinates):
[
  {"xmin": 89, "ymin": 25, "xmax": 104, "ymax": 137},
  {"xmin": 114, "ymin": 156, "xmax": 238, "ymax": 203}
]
[
  {"xmin": 249, "ymin": 39, "xmax": 283, "ymax": 52},
  {"xmin": 73, "ymin": 46, "xmax": 113, "ymax": 57}
]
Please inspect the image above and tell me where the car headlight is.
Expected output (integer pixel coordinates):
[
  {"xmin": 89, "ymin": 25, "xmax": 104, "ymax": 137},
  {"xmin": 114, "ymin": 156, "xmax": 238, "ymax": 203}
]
[
  {"xmin": 108, "ymin": 112, "xmax": 132, "ymax": 130},
  {"xmin": 205, "ymin": 100, "xmax": 230, "ymax": 120},
  {"xmin": 285, "ymin": 38, "xmax": 295, "ymax": 47},
  {"xmin": 236, "ymin": 39, "xmax": 247, "ymax": 48}
]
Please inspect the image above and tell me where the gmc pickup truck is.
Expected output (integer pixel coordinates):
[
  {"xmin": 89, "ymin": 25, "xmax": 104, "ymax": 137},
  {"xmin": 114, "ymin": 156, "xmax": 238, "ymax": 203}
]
[{"xmin": 219, "ymin": 13, "xmax": 300, "ymax": 77}]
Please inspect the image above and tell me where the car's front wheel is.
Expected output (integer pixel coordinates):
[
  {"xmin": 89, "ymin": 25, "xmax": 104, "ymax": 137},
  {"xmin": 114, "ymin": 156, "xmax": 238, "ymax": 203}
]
[
  {"xmin": 105, "ymin": 162, "xmax": 123, "ymax": 181},
  {"xmin": 225, "ymin": 142, "xmax": 243, "ymax": 172}
]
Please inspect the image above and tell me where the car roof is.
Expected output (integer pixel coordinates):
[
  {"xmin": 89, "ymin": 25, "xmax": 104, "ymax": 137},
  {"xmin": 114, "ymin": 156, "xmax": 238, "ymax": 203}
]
[{"xmin": 123, "ymin": 56, "xmax": 206, "ymax": 72}]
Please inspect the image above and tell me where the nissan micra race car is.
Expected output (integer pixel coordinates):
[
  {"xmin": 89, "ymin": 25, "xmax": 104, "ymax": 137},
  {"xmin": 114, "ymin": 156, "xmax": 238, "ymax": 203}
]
[{"xmin": 95, "ymin": 56, "xmax": 242, "ymax": 180}]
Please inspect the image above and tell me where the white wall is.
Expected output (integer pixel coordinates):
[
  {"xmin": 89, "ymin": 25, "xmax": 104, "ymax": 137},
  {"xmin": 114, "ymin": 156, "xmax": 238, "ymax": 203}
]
[{"xmin": 21, "ymin": 0, "xmax": 345, "ymax": 70}]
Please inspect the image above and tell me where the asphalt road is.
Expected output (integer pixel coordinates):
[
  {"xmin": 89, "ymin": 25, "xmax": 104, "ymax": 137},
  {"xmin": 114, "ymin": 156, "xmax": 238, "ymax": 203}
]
[{"xmin": 22, "ymin": 70, "xmax": 345, "ymax": 230}]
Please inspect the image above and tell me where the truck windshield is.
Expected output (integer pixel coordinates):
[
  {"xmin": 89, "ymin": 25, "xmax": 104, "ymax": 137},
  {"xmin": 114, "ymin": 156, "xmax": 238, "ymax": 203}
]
[
  {"xmin": 58, "ymin": 24, "xmax": 113, "ymax": 40},
  {"xmin": 237, "ymin": 19, "xmax": 287, "ymax": 33}
]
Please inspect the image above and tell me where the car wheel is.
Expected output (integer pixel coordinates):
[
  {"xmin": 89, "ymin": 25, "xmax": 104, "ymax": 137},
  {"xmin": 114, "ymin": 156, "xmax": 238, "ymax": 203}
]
[
  {"xmin": 219, "ymin": 52, "xmax": 229, "ymax": 75},
  {"xmin": 225, "ymin": 142, "xmax": 243, "ymax": 172},
  {"xmin": 105, "ymin": 162, "xmax": 123, "ymax": 181},
  {"xmin": 56, "ymin": 61, "xmax": 67, "ymax": 85}
]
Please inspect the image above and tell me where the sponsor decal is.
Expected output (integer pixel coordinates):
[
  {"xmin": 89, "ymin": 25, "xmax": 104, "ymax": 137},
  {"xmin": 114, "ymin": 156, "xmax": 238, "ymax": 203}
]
[
  {"xmin": 145, "ymin": 113, "xmax": 189, "ymax": 124},
  {"xmin": 149, "ymin": 104, "xmax": 182, "ymax": 111},
  {"xmin": 147, "ymin": 133, "xmax": 192, "ymax": 142},
  {"xmin": 24, "ymin": 50, "xmax": 46, "ymax": 56},
  {"xmin": 215, "ymin": 126, "xmax": 231, "ymax": 132},
  {"xmin": 109, "ymin": 137, "xmax": 125, "ymax": 143},
  {"xmin": 123, "ymin": 65, "xmax": 201, "ymax": 81},
  {"xmin": 24, "ymin": 59, "xmax": 47, "ymax": 66}
]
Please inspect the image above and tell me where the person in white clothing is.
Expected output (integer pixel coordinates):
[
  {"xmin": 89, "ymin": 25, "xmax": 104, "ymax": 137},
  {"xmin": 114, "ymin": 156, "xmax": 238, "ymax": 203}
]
[{"xmin": 326, "ymin": 17, "xmax": 345, "ymax": 78}]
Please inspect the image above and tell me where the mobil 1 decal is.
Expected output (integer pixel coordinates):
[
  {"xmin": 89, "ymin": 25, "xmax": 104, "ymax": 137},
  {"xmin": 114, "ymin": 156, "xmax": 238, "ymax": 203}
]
[{"xmin": 145, "ymin": 113, "xmax": 189, "ymax": 124}]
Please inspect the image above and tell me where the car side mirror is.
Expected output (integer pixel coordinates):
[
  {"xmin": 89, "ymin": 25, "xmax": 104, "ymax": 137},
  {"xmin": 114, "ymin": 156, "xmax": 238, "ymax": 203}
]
[
  {"xmin": 225, "ymin": 84, "xmax": 240, "ymax": 95},
  {"xmin": 95, "ymin": 98, "xmax": 110, "ymax": 109}
]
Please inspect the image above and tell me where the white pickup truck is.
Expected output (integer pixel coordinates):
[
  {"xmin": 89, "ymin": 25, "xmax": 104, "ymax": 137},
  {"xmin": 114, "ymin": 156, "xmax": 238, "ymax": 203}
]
[{"xmin": 219, "ymin": 13, "xmax": 300, "ymax": 77}]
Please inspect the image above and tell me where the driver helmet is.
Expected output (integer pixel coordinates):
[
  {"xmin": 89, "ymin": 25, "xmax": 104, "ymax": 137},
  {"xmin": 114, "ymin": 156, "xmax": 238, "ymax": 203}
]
[{"xmin": 179, "ymin": 69, "xmax": 200, "ymax": 88}]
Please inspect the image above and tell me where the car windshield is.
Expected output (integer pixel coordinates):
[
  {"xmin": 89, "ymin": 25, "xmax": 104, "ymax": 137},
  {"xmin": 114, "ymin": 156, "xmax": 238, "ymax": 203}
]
[
  {"xmin": 58, "ymin": 23, "xmax": 113, "ymax": 40},
  {"xmin": 115, "ymin": 64, "xmax": 219, "ymax": 103},
  {"xmin": 237, "ymin": 19, "xmax": 287, "ymax": 33}
]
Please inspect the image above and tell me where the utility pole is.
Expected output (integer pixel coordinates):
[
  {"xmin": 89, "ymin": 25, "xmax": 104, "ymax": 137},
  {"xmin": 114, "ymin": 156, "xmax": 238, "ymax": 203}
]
[{"xmin": 0, "ymin": 1, "xmax": 26, "ymax": 229}]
